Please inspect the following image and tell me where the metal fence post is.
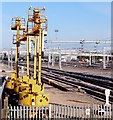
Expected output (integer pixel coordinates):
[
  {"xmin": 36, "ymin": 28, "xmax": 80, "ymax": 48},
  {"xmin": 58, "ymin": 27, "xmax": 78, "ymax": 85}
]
[
  {"xmin": 30, "ymin": 106, "xmax": 31, "ymax": 118},
  {"xmin": 106, "ymin": 105, "xmax": 108, "ymax": 119},
  {"xmin": 42, "ymin": 105, "xmax": 43, "ymax": 118},
  {"xmin": 39, "ymin": 106, "xmax": 40, "ymax": 119},
  {"xmin": 109, "ymin": 104, "xmax": 111, "ymax": 119},
  {"xmin": 97, "ymin": 104, "xmax": 99, "ymax": 119},
  {"xmin": 64, "ymin": 105, "xmax": 66, "ymax": 118},
  {"xmin": 72, "ymin": 105, "xmax": 75, "ymax": 119},
  {"xmin": 76, "ymin": 105, "xmax": 77, "ymax": 119},
  {"xmin": 53, "ymin": 104, "xmax": 55, "ymax": 118},
  {"xmin": 84, "ymin": 104, "xmax": 86, "ymax": 119},
  {"xmin": 36, "ymin": 106, "xmax": 37, "ymax": 119},
  {"xmin": 67, "ymin": 105, "xmax": 69, "ymax": 118},
  {"xmin": 101, "ymin": 104, "xmax": 102, "ymax": 119},
  {"xmin": 26, "ymin": 106, "xmax": 28, "ymax": 119},
  {"xmin": 45, "ymin": 106, "xmax": 47, "ymax": 118},
  {"xmin": 55, "ymin": 105, "xmax": 57, "ymax": 118},
  {"xmin": 23, "ymin": 106, "xmax": 25, "ymax": 119},
  {"xmin": 58, "ymin": 105, "xmax": 60, "ymax": 118},
  {"xmin": 104, "ymin": 104, "xmax": 105, "ymax": 119},
  {"xmin": 49, "ymin": 104, "xmax": 51, "ymax": 119},
  {"xmin": 11, "ymin": 106, "xmax": 12, "ymax": 119},
  {"xmin": 78, "ymin": 105, "xmax": 80, "ymax": 119},
  {"xmin": 61, "ymin": 105, "xmax": 63, "ymax": 118},
  {"xmin": 92, "ymin": 104, "xmax": 94, "ymax": 119},
  {"xmin": 112, "ymin": 103, "xmax": 113, "ymax": 120},
  {"xmin": 81, "ymin": 105, "xmax": 83, "ymax": 119},
  {"xmin": 17, "ymin": 106, "xmax": 19, "ymax": 118},
  {"xmin": 33, "ymin": 106, "xmax": 34, "ymax": 119},
  {"xmin": 14, "ymin": 106, "xmax": 15, "ymax": 119},
  {"xmin": 70, "ymin": 105, "xmax": 72, "ymax": 118}
]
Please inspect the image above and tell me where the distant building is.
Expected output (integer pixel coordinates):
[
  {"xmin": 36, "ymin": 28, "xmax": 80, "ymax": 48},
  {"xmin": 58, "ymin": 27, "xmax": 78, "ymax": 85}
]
[{"xmin": 61, "ymin": 55, "xmax": 77, "ymax": 62}]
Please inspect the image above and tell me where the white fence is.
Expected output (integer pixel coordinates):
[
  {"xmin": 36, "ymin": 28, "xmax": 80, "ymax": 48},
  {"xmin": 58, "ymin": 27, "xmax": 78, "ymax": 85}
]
[{"xmin": 7, "ymin": 104, "xmax": 113, "ymax": 119}]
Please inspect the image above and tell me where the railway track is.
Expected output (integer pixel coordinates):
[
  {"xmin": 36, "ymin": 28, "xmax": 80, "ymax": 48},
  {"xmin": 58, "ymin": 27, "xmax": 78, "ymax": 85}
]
[
  {"xmin": 41, "ymin": 72, "xmax": 113, "ymax": 102},
  {"xmin": 41, "ymin": 67, "xmax": 113, "ymax": 90},
  {"xmin": 18, "ymin": 63, "xmax": 113, "ymax": 103},
  {"xmin": 41, "ymin": 66, "xmax": 113, "ymax": 81},
  {"xmin": 2, "ymin": 61, "xmax": 113, "ymax": 103}
]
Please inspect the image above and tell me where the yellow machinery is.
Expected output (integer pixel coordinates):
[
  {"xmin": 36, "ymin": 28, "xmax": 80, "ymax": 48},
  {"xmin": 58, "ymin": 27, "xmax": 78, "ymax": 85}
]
[
  {"xmin": 18, "ymin": 7, "xmax": 49, "ymax": 107},
  {"xmin": 5, "ymin": 7, "xmax": 49, "ymax": 112},
  {"xmin": 5, "ymin": 17, "xmax": 26, "ymax": 91}
]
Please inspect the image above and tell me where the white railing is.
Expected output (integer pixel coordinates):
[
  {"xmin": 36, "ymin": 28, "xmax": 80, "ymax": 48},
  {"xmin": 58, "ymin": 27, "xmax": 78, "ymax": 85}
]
[{"xmin": 7, "ymin": 104, "xmax": 113, "ymax": 119}]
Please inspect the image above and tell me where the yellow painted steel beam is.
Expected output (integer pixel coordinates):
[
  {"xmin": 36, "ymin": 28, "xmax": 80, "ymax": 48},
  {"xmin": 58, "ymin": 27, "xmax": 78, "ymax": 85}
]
[
  {"xmin": 27, "ymin": 35, "xmax": 29, "ymax": 77},
  {"xmin": 15, "ymin": 25, "xmax": 19, "ymax": 79},
  {"xmin": 38, "ymin": 29, "xmax": 42, "ymax": 85},
  {"xmin": 34, "ymin": 36, "xmax": 37, "ymax": 79}
]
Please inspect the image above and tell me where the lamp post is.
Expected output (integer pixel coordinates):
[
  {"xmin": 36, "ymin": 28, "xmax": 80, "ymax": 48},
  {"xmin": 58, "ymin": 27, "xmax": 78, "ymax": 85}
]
[
  {"xmin": 55, "ymin": 29, "xmax": 59, "ymax": 49},
  {"xmin": 55, "ymin": 29, "xmax": 59, "ymax": 41},
  {"xmin": 55, "ymin": 29, "xmax": 62, "ymax": 69},
  {"xmin": 80, "ymin": 39, "xmax": 85, "ymax": 53}
]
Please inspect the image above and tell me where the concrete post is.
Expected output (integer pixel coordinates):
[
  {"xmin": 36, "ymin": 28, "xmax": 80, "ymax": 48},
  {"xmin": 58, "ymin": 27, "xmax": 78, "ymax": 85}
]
[
  {"xmin": 11, "ymin": 48, "xmax": 13, "ymax": 70},
  {"xmin": 21, "ymin": 66, "xmax": 24, "ymax": 73},
  {"xmin": 103, "ymin": 47, "xmax": 106, "ymax": 69},
  {"xmin": 105, "ymin": 89, "xmax": 110, "ymax": 105},
  {"xmin": 52, "ymin": 53, "xmax": 54, "ymax": 66},
  {"xmin": 48, "ymin": 52, "xmax": 51, "ymax": 68},
  {"xmin": 8, "ymin": 51, "xmax": 10, "ymax": 68},
  {"xmin": 107, "ymin": 56, "xmax": 109, "ymax": 63},
  {"xmin": 93, "ymin": 56, "xmax": 95, "ymax": 64},
  {"xmin": 59, "ymin": 49, "xmax": 62, "ymax": 69},
  {"xmin": 1, "ymin": 54, "xmax": 3, "ymax": 66},
  {"xmin": 89, "ymin": 52, "xmax": 92, "ymax": 66},
  {"xmin": 0, "ymin": 97, "xmax": 1, "ymax": 119}
]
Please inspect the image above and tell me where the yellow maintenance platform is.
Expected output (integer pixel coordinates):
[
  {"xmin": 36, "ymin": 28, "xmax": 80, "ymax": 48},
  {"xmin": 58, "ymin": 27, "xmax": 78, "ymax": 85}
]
[{"xmin": 5, "ymin": 7, "xmax": 49, "ymax": 109}]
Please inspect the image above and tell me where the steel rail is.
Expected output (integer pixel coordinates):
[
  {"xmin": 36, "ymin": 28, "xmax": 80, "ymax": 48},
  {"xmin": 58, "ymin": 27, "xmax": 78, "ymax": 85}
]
[
  {"xmin": 3, "ymin": 62, "xmax": 113, "ymax": 102},
  {"xmin": 18, "ymin": 63, "xmax": 113, "ymax": 91},
  {"xmin": 22, "ymin": 66, "xmax": 113, "ymax": 103},
  {"xmin": 41, "ymin": 67, "xmax": 113, "ymax": 90},
  {"xmin": 41, "ymin": 73, "xmax": 113, "ymax": 102},
  {"xmin": 41, "ymin": 66, "xmax": 113, "ymax": 82}
]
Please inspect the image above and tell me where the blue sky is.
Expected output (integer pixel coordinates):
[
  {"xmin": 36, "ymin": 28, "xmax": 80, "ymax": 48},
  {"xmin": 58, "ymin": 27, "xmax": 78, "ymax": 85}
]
[{"xmin": 1, "ymin": 2, "xmax": 111, "ymax": 49}]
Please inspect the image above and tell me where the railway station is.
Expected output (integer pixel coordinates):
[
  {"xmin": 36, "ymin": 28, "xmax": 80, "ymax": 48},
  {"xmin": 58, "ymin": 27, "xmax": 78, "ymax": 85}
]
[{"xmin": 0, "ymin": 2, "xmax": 113, "ymax": 119}]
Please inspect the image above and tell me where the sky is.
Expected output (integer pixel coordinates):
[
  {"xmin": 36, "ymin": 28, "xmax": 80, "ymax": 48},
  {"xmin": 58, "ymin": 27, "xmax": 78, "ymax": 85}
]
[{"xmin": 1, "ymin": 2, "xmax": 111, "ymax": 50}]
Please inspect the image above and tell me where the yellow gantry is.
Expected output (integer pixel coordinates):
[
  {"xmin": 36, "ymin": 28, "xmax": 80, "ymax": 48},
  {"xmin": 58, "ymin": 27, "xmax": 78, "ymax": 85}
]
[
  {"xmin": 34, "ymin": 36, "xmax": 37, "ymax": 79},
  {"xmin": 5, "ymin": 7, "xmax": 49, "ymax": 111},
  {"xmin": 19, "ymin": 7, "xmax": 49, "ymax": 107},
  {"xmin": 27, "ymin": 35, "xmax": 30, "ymax": 77},
  {"xmin": 11, "ymin": 17, "xmax": 26, "ymax": 79},
  {"xmin": 38, "ymin": 28, "xmax": 42, "ymax": 84},
  {"xmin": 5, "ymin": 17, "xmax": 25, "ymax": 89}
]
